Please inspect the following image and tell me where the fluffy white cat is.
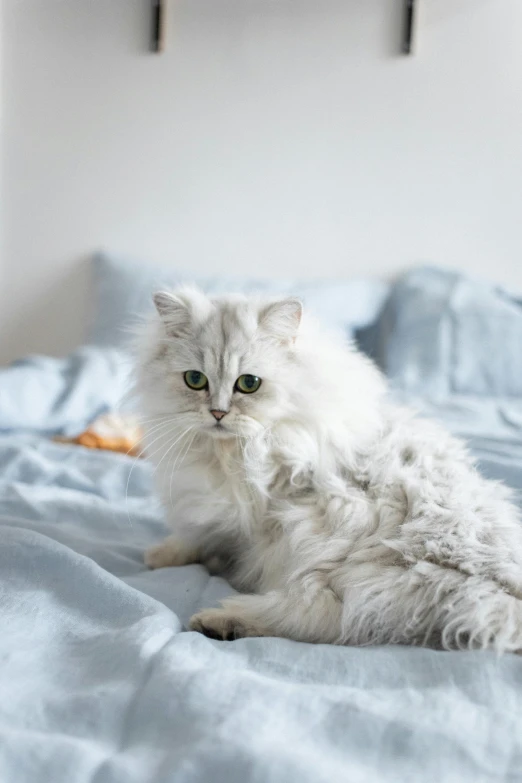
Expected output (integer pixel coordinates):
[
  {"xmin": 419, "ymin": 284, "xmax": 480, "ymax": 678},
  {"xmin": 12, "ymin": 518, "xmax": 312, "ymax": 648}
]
[{"xmin": 137, "ymin": 286, "xmax": 522, "ymax": 651}]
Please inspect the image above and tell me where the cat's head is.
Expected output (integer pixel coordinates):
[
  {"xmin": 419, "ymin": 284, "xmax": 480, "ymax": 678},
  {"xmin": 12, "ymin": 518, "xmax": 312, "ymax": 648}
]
[{"xmin": 140, "ymin": 286, "xmax": 303, "ymax": 440}]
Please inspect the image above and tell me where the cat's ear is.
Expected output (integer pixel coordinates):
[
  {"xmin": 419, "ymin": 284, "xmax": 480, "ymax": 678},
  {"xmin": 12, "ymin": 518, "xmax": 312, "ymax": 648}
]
[
  {"xmin": 259, "ymin": 297, "xmax": 302, "ymax": 343},
  {"xmin": 152, "ymin": 291, "xmax": 191, "ymax": 338}
]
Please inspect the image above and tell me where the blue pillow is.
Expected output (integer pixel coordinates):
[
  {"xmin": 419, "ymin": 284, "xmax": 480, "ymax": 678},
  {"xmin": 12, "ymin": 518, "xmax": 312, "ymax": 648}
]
[
  {"xmin": 90, "ymin": 253, "xmax": 389, "ymax": 348},
  {"xmin": 367, "ymin": 266, "xmax": 522, "ymax": 399}
]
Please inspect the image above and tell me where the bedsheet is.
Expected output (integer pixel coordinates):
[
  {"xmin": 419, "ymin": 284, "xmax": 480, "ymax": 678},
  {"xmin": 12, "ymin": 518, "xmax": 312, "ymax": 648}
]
[{"xmin": 1, "ymin": 428, "xmax": 522, "ymax": 783}]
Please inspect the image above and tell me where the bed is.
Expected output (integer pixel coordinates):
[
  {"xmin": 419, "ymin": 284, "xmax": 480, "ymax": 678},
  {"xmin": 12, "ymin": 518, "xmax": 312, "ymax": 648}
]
[{"xmin": 1, "ymin": 262, "xmax": 522, "ymax": 782}]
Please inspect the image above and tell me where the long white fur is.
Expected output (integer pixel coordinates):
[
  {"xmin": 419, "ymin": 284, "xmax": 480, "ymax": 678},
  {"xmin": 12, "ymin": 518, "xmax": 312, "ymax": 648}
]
[{"xmin": 136, "ymin": 286, "xmax": 522, "ymax": 651}]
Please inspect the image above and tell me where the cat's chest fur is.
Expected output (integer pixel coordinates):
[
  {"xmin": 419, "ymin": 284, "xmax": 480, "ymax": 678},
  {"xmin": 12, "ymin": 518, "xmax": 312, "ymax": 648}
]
[{"xmin": 169, "ymin": 437, "xmax": 386, "ymax": 593}]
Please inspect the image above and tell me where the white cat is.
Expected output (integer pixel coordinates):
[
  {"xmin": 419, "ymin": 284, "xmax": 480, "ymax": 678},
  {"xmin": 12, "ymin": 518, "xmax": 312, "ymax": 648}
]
[{"xmin": 137, "ymin": 286, "xmax": 522, "ymax": 651}]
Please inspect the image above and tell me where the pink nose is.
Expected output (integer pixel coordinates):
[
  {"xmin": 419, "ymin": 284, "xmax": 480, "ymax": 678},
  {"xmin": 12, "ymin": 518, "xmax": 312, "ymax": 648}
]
[{"xmin": 210, "ymin": 410, "xmax": 227, "ymax": 421}]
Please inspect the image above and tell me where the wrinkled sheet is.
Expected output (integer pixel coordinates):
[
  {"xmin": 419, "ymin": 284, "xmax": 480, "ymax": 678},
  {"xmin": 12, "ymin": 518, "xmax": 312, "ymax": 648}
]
[
  {"xmin": 1, "ymin": 428, "xmax": 522, "ymax": 782},
  {"xmin": 0, "ymin": 346, "xmax": 132, "ymax": 436}
]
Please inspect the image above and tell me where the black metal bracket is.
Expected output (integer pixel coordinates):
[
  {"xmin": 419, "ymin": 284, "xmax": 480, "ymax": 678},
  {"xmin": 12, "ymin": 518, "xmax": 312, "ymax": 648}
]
[
  {"xmin": 151, "ymin": 0, "xmax": 166, "ymax": 53},
  {"xmin": 402, "ymin": 0, "xmax": 417, "ymax": 55}
]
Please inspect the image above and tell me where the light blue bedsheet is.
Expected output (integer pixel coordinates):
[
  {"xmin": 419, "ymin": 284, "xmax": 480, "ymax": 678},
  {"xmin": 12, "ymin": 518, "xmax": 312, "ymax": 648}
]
[
  {"xmin": 1, "ymin": 433, "xmax": 522, "ymax": 783},
  {"xmin": 2, "ymin": 266, "xmax": 522, "ymax": 782}
]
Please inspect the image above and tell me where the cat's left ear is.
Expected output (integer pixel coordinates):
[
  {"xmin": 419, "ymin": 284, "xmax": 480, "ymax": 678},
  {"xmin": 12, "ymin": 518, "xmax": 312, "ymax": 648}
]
[
  {"xmin": 259, "ymin": 297, "xmax": 302, "ymax": 343},
  {"xmin": 153, "ymin": 286, "xmax": 212, "ymax": 338},
  {"xmin": 152, "ymin": 291, "xmax": 192, "ymax": 337}
]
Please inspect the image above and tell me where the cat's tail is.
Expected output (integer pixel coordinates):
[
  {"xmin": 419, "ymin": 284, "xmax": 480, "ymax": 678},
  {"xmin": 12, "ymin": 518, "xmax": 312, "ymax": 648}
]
[
  {"xmin": 439, "ymin": 571, "xmax": 522, "ymax": 653},
  {"xmin": 341, "ymin": 561, "xmax": 522, "ymax": 653}
]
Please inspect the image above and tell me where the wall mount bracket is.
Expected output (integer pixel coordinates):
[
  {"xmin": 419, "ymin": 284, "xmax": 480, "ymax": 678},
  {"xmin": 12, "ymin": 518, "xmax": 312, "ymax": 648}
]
[{"xmin": 402, "ymin": 0, "xmax": 417, "ymax": 55}]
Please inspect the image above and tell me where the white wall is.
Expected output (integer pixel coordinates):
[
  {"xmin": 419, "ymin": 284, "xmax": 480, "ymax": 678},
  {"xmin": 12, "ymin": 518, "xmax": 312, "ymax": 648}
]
[{"xmin": 2, "ymin": 0, "xmax": 522, "ymax": 362}]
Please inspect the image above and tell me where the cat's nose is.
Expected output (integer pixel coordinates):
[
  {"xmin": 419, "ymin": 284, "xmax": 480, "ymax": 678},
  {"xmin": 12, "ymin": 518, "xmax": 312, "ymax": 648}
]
[{"xmin": 210, "ymin": 409, "xmax": 228, "ymax": 421}]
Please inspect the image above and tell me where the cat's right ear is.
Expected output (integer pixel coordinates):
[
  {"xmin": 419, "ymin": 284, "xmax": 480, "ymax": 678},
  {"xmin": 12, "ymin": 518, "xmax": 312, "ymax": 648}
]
[
  {"xmin": 259, "ymin": 297, "xmax": 302, "ymax": 344},
  {"xmin": 152, "ymin": 291, "xmax": 190, "ymax": 338}
]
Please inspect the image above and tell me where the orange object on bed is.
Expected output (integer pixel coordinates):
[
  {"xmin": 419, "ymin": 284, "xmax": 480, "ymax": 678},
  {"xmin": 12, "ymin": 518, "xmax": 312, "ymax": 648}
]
[{"xmin": 54, "ymin": 413, "xmax": 143, "ymax": 457}]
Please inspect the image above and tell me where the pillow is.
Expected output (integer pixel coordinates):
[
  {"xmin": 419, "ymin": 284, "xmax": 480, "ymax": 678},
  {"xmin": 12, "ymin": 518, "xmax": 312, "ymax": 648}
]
[
  {"xmin": 90, "ymin": 253, "xmax": 390, "ymax": 348},
  {"xmin": 363, "ymin": 266, "xmax": 522, "ymax": 399},
  {"xmin": 0, "ymin": 346, "xmax": 131, "ymax": 435}
]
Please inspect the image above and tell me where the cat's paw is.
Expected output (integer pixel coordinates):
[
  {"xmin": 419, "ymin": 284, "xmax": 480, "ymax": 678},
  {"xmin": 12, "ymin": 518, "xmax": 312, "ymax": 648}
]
[
  {"xmin": 189, "ymin": 608, "xmax": 265, "ymax": 641},
  {"xmin": 202, "ymin": 554, "xmax": 230, "ymax": 576},
  {"xmin": 145, "ymin": 537, "xmax": 197, "ymax": 569}
]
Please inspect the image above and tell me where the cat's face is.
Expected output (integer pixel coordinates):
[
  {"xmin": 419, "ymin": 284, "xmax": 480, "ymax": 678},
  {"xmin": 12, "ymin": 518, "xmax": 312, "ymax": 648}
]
[{"xmin": 145, "ymin": 288, "xmax": 302, "ymax": 440}]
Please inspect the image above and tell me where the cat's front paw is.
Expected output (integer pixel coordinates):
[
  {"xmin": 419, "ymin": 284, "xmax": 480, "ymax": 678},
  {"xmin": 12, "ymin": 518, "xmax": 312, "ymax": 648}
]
[
  {"xmin": 145, "ymin": 536, "xmax": 198, "ymax": 569},
  {"xmin": 189, "ymin": 608, "xmax": 265, "ymax": 641}
]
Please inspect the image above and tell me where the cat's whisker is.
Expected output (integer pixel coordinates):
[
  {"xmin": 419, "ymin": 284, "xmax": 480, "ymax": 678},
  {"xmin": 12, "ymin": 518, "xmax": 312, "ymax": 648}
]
[
  {"xmin": 125, "ymin": 418, "xmax": 193, "ymax": 526},
  {"xmin": 141, "ymin": 414, "xmax": 194, "ymax": 435},
  {"xmin": 140, "ymin": 420, "xmax": 189, "ymax": 459},
  {"xmin": 167, "ymin": 429, "xmax": 199, "ymax": 514},
  {"xmin": 140, "ymin": 420, "xmax": 180, "ymax": 440},
  {"xmin": 173, "ymin": 428, "xmax": 199, "ymax": 474},
  {"xmin": 137, "ymin": 409, "xmax": 194, "ymax": 420},
  {"xmin": 137, "ymin": 415, "xmax": 192, "ymax": 437},
  {"xmin": 136, "ymin": 413, "xmax": 175, "ymax": 424},
  {"xmin": 168, "ymin": 435, "xmax": 180, "ymax": 516},
  {"xmin": 139, "ymin": 414, "xmax": 185, "ymax": 433},
  {"xmin": 125, "ymin": 419, "xmax": 179, "ymax": 526},
  {"xmin": 121, "ymin": 415, "xmax": 181, "ymax": 462},
  {"xmin": 150, "ymin": 426, "xmax": 195, "ymax": 479},
  {"xmin": 166, "ymin": 423, "xmax": 199, "ymax": 511}
]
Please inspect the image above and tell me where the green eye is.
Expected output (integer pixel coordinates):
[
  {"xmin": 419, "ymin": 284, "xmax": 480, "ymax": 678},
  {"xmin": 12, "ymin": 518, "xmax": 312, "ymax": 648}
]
[
  {"xmin": 184, "ymin": 370, "xmax": 208, "ymax": 390},
  {"xmin": 235, "ymin": 374, "xmax": 262, "ymax": 394}
]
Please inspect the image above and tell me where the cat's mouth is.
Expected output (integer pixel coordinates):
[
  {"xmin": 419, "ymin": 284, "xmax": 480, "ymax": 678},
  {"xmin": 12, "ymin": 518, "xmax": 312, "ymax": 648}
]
[
  {"xmin": 207, "ymin": 421, "xmax": 234, "ymax": 439},
  {"xmin": 205, "ymin": 414, "xmax": 261, "ymax": 439}
]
